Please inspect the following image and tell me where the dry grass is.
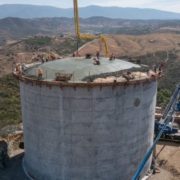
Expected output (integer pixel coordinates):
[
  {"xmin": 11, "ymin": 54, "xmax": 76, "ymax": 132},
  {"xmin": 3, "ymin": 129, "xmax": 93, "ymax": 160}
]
[{"xmin": 79, "ymin": 33, "xmax": 180, "ymax": 57}]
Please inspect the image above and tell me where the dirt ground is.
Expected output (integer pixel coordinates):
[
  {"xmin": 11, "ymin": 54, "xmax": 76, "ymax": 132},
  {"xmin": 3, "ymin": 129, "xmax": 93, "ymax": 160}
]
[
  {"xmin": 0, "ymin": 143, "xmax": 179, "ymax": 180},
  {"xmin": 150, "ymin": 142, "xmax": 180, "ymax": 180},
  {"xmin": 78, "ymin": 33, "xmax": 180, "ymax": 57},
  {"xmin": 1, "ymin": 33, "xmax": 180, "ymax": 77}
]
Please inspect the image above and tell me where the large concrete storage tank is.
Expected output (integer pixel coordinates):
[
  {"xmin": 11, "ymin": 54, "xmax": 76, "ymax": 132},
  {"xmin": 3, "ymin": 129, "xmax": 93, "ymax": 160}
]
[{"xmin": 14, "ymin": 57, "xmax": 157, "ymax": 180}]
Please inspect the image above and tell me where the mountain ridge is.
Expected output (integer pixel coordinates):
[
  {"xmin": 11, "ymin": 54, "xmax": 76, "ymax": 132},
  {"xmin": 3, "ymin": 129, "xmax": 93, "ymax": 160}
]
[
  {"xmin": 0, "ymin": 17, "xmax": 180, "ymax": 45},
  {"xmin": 0, "ymin": 4, "xmax": 180, "ymax": 19}
]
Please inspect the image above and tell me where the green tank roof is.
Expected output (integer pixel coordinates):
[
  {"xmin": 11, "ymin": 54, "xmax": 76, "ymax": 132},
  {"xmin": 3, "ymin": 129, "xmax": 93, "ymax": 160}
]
[{"xmin": 25, "ymin": 57, "xmax": 141, "ymax": 82}]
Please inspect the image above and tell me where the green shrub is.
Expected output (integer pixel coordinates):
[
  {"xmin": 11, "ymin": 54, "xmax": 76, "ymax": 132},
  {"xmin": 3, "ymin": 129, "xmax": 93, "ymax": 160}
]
[
  {"xmin": 25, "ymin": 36, "xmax": 51, "ymax": 46},
  {"xmin": 0, "ymin": 75, "xmax": 21, "ymax": 129},
  {"xmin": 157, "ymin": 88, "xmax": 171, "ymax": 108}
]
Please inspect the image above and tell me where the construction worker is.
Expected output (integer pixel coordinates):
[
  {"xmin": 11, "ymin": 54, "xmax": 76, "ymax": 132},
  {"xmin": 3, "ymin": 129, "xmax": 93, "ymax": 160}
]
[
  {"xmin": 153, "ymin": 64, "xmax": 157, "ymax": 73},
  {"xmin": 151, "ymin": 157, "xmax": 156, "ymax": 174},
  {"xmin": 158, "ymin": 62, "xmax": 164, "ymax": 75},
  {"xmin": 93, "ymin": 57, "xmax": 100, "ymax": 65},
  {"xmin": 109, "ymin": 53, "xmax": 115, "ymax": 61},
  {"xmin": 96, "ymin": 51, "xmax": 100, "ymax": 60},
  {"xmin": 15, "ymin": 63, "xmax": 22, "ymax": 74},
  {"xmin": 37, "ymin": 68, "xmax": 43, "ymax": 80},
  {"xmin": 22, "ymin": 63, "xmax": 26, "ymax": 73}
]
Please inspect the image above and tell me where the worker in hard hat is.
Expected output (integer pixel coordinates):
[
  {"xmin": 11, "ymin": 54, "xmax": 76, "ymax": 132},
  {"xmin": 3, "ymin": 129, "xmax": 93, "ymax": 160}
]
[
  {"xmin": 93, "ymin": 57, "xmax": 100, "ymax": 65},
  {"xmin": 109, "ymin": 53, "xmax": 116, "ymax": 61},
  {"xmin": 96, "ymin": 51, "xmax": 100, "ymax": 60},
  {"xmin": 15, "ymin": 63, "xmax": 22, "ymax": 74},
  {"xmin": 37, "ymin": 68, "xmax": 43, "ymax": 80}
]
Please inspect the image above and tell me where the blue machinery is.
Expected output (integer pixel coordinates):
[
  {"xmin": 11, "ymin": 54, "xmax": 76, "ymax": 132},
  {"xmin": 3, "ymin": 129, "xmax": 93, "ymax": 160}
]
[{"xmin": 132, "ymin": 84, "xmax": 180, "ymax": 180}]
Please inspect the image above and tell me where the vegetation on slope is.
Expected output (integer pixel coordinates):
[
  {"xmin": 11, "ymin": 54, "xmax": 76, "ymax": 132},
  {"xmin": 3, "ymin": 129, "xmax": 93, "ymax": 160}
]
[
  {"xmin": 0, "ymin": 74, "xmax": 21, "ymax": 129},
  {"xmin": 0, "ymin": 34, "xmax": 180, "ymax": 130},
  {"xmin": 25, "ymin": 36, "xmax": 52, "ymax": 46},
  {"xmin": 23, "ymin": 36, "xmax": 87, "ymax": 56},
  {"xmin": 0, "ymin": 36, "xmax": 89, "ymax": 130},
  {"xmin": 55, "ymin": 38, "xmax": 87, "ymax": 55},
  {"xmin": 157, "ymin": 89, "xmax": 171, "ymax": 108},
  {"xmin": 137, "ymin": 50, "xmax": 180, "ymax": 108},
  {"xmin": 157, "ymin": 55, "xmax": 180, "ymax": 107}
]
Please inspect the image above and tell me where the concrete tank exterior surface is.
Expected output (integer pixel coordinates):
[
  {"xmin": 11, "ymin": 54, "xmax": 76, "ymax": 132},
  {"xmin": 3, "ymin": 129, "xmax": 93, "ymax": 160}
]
[{"xmin": 16, "ymin": 57, "xmax": 157, "ymax": 180}]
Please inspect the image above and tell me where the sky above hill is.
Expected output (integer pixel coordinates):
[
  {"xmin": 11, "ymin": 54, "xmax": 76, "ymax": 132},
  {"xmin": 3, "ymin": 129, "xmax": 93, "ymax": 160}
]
[{"xmin": 0, "ymin": 0, "xmax": 180, "ymax": 13}]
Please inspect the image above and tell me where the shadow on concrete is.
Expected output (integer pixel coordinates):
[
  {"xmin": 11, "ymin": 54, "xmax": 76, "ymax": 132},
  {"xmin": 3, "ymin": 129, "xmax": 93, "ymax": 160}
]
[{"xmin": 0, "ymin": 152, "xmax": 28, "ymax": 180}]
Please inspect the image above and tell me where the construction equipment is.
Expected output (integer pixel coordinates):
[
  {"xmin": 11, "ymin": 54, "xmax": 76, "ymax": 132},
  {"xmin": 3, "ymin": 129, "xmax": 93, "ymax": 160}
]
[
  {"xmin": 73, "ymin": 0, "xmax": 109, "ymax": 57},
  {"xmin": 132, "ymin": 84, "xmax": 180, "ymax": 180},
  {"xmin": 55, "ymin": 73, "xmax": 72, "ymax": 82},
  {"xmin": 155, "ymin": 121, "xmax": 178, "ymax": 135}
]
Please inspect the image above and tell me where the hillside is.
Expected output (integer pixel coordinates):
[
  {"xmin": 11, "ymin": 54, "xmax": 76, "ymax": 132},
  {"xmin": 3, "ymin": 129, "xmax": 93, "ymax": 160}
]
[
  {"xmin": 0, "ymin": 36, "xmax": 88, "ymax": 129},
  {"xmin": 78, "ymin": 33, "xmax": 180, "ymax": 57},
  {"xmin": 0, "ymin": 33, "xmax": 180, "ymax": 77},
  {"xmin": 1, "ymin": 17, "xmax": 180, "ymax": 45},
  {"xmin": 78, "ymin": 33, "xmax": 180, "ymax": 106},
  {"xmin": 0, "ymin": 36, "xmax": 88, "ymax": 77},
  {"xmin": 0, "ymin": 17, "xmax": 74, "ymax": 42},
  {"xmin": 0, "ymin": 33, "xmax": 180, "ymax": 136},
  {"xmin": 1, "ymin": 4, "xmax": 180, "ymax": 19}
]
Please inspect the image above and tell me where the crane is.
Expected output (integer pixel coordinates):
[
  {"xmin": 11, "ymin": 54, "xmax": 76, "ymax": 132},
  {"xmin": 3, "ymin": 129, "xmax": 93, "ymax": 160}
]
[{"xmin": 73, "ymin": 0, "xmax": 109, "ymax": 57}]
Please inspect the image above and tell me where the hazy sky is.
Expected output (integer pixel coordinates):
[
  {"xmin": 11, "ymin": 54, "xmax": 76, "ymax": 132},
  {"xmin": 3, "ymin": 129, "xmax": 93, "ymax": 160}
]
[{"xmin": 0, "ymin": 0, "xmax": 180, "ymax": 13}]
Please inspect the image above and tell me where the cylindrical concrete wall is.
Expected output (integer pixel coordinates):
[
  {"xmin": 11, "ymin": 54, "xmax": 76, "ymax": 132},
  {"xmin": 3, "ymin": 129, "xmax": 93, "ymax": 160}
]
[{"xmin": 20, "ymin": 80, "xmax": 157, "ymax": 180}]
